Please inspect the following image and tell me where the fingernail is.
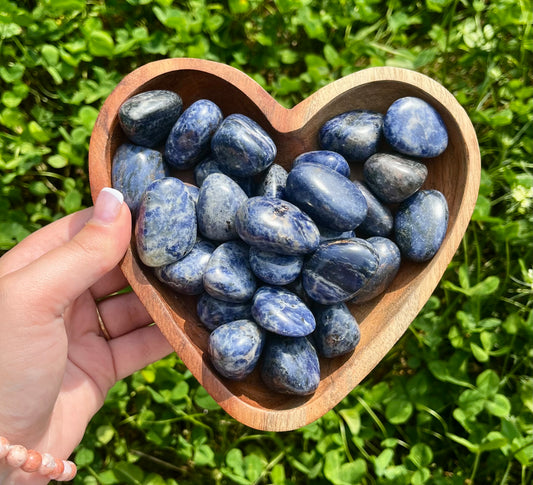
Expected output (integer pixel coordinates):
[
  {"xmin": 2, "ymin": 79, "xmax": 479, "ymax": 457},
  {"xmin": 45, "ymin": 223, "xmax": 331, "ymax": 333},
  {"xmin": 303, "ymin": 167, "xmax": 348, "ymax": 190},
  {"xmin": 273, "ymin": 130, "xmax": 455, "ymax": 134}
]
[{"xmin": 93, "ymin": 187, "xmax": 124, "ymax": 224}]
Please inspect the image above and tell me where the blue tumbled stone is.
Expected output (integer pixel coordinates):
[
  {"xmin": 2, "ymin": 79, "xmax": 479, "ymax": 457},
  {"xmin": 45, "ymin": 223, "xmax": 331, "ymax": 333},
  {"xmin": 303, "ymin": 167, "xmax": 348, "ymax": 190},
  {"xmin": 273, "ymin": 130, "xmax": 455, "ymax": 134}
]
[
  {"xmin": 319, "ymin": 110, "xmax": 383, "ymax": 163},
  {"xmin": 293, "ymin": 150, "xmax": 350, "ymax": 178},
  {"xmin": 313, "ymin": 302, "xmax": 360, "ymax": 358},
  {"xmin": 203, "ymin": 240, "xmax": 256, "ymax": 302},
  {"xmin": 211, "ymin": 114, "xmax": 276, "ymax": 177},
  {"xmin": 252, "ymin": 286, "xmax": 316, "ymax": 337},
  {"xmin": 350, "ymin": 237, "xmax": 401, "ymax": 303},
  {"xmin": 303, "ymin": 238, "xmax": 379, "ymax": 304},
  {"xmin": 249, "ymin": 247, "xmax": 303, "ymax": 285},
  {"xmin": 208, "ymin": 319, "xmax": 265, "ymax": 380},
  {"xmin": 353, "ymin": 180, "xmax": 393, "ymax": 238},
  {"xmin": 255, "ymin": 163, "xmax": 288, "ymax": 198},
  {"xmin": 394, "ymin": 189, "xmax": 448, "ymax": 262},
  {"xmin": 164, "ymin": 99, "xmax": 223, "ymax": 170},
  {"xmin": 285, "ymin": 163, "xmax": 368, "ymax": 231},
  {"xmin": 261, "ymin": 335, "xmax": 320, "ymax": 396},
  {"xmin": 383, "ymin": 97, "xmax": 448, "ymax": 158},
  {"xmin": 363, "ymin": 152, "xmax": 428, "ymax": 204},
  {"xmin": 194, "ymin": 156, "xmax": 254, "ymax": 196},
  {"xmin": 112, "ymin": 143, "xmax": 166, "ymax": 216},
  {"xmin": 196, "ymin": 173, "xmax": 248, "ymax": 241},
  {"xmin": 119, "ymin": 90, "xmax": 182, "ymax": 148},
  {"xmin": 154, "ymin": 239, "xmax": 215, "ymax": 295},
  {"xmin": 135, "ymin": 177, "xmax": 196, "ymax": 267},
  {"xmin": 236, "ymin": 197, "xmax": 320, "ymax": 256},
  {"xmin": 196, "ymin": 293, "xmax": 253, "ymax": 331},
  {"xmin": 318, "ymin": 226, "xmax": 356, "ymax": 243}
]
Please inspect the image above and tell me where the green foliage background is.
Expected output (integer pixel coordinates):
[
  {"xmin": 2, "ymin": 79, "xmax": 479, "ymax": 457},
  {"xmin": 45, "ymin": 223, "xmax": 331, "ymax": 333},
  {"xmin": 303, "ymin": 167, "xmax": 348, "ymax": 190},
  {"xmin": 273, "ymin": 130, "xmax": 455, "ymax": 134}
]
[{"xmin": 1, "ymin": 0, "xmax": 532, "ymax": 483}]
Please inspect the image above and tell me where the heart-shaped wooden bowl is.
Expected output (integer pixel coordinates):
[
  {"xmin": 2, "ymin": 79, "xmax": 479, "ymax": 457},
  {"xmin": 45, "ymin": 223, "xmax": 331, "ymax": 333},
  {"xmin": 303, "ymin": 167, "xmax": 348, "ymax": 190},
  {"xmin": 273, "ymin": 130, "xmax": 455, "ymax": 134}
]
[{"xmin": 89, "ymin": 58, "xmax": 480, "ymax": 432}]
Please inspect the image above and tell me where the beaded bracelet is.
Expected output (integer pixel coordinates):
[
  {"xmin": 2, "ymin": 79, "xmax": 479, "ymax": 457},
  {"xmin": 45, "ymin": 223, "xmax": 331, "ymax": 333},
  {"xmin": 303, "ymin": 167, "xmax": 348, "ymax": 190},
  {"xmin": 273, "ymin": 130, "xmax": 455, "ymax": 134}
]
[{"xmin": 0, "ymin": 436, "xmax": 77, "ymax": 481}]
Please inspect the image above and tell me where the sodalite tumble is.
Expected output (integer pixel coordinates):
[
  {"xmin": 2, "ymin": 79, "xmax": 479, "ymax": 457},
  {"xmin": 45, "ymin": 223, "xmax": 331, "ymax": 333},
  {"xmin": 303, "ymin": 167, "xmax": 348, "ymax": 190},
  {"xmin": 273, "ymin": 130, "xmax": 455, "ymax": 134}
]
[
  {"xmin": 313, "ymin": 303, "xmax": 361, "ymax": 358},
  {"xmin": 319, "ymin": 110, "xmax": 383, "ymax": 163},
  {"xmin": 135, "ymin": 177, "xmax": 196, "ymax": 267},
  {"xmin": 196, "ymin": 173, "xmax": 248, "ymax": 241},
  {"xmin": 261, "ymin": 335, "xmax": 320, "ymax": 396},
  {"xmin": 208, "ymin": 319, "xmax": 265, "ymax": 380},
  {"xmin": 285, "ymin": 163, "xmax": 368, "ymax": 231},
  {"xmin": 236, "ymin": 197, "xmax": 320, "ymax": 256},
  {"xmin": 249, "ymin": 247, "xmax": 303, "ymax": 285},
  {"xmin": 203, "ymin": 241, "xmax": 257, "ymax": 302},
  {"xmin": 112, "ymin": 143, "xmax": 165, "ymax": 216},
  {"xmin": 353, "ymin": 181, "xmax": 393, "ymax": 238},
  {"xmin": 211, "ymin": 113, "xmax": 276, "ymax": 177},
  {"xmin": 363, "ymin": 152, "xmax": 428, "ymax": 204},
  {"xmin": 394, "ymin": 189, "xmax": 449, "ymax": 262},
  {"xmin": 350, "ymin": 237, "xmax": 401, "ymax": 303},
  {"xmin": 293, "ymin": 150, "xmax": 350, "ymax": 178},
  {"xmin": 197, "ymin": 293, "xmax": 253, "ymax": 331},
  {"xmin": 154, "ymin": 239, "xmax": 215, "ymax": 295},
  {"xmin": 119, "ymin": 90, "xmax": 182, "ymax": 148},
  {"xmin": 194, "ymin": 156, "xmax": 253, "ymax": 196},
  {"xmin": 251, "ymin": 286, "xmax": 316, "ymax": 337},
  {"xmin": 384, "ymin": 97, "xmax": 448, "ymax": 158},
  {"xmin": 255, "ymin": 163, "xmax": 288, "ymax": 199},
  {"xmin": 164, "ymin": 99, "xmax": 223, "ymax": 170},
  {"xmin": 303, "ymin": 238, "xmax": 379, "ymax": 304}
]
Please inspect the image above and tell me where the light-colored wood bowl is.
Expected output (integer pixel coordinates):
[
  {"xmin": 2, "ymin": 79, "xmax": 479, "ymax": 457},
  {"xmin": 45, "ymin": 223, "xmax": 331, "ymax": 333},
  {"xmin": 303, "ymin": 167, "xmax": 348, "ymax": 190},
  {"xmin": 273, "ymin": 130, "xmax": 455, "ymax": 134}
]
[{"xmin": 89, "ymin": 58, "xmax": 480, "ymax": 432}]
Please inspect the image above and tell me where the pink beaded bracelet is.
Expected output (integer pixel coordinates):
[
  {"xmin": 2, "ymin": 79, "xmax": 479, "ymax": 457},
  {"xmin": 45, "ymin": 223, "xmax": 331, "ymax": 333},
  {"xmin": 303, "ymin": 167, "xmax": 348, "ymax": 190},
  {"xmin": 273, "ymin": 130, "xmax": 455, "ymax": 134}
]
[{"xmin": 0, "ymin": 436, "xmax": 77, "ymax": 481}]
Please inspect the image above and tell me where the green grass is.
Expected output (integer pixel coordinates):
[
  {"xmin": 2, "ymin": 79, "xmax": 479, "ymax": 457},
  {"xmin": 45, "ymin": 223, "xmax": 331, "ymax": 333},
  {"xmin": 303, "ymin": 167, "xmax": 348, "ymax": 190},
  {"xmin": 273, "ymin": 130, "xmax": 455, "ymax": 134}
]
[{"xmin": 1, "ymin": 1, "xmax": 532, "ymax": 483}]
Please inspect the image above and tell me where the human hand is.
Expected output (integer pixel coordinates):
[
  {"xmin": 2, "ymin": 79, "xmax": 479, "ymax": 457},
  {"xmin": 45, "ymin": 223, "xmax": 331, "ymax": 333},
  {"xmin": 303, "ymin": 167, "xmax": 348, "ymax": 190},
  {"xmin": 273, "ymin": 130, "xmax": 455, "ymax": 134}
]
[{"xmin": 0, "ymin": 188, "xmax": 173, "ymax": 484}]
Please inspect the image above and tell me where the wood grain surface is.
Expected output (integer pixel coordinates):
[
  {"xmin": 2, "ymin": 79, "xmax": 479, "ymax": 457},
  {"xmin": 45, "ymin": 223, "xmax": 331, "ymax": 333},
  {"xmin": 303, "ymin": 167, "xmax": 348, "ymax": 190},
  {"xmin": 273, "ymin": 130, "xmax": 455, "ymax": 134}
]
[{"xmin": 89, "ymin": 58, "xmax": 480, "ymax": 431}]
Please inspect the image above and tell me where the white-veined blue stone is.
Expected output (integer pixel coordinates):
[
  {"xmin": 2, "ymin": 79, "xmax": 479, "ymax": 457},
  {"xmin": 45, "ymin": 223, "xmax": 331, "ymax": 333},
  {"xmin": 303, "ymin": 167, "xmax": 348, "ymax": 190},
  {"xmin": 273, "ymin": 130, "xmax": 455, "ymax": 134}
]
[
  {"xmin": 154, "ymin": 239, "xmax": 215, "ymax": 295},
  {"xmin": 197, "ymin": 293, "xmax": 253, "ymax": 331},
  {"xmin": 261, "ymin": 335, "xmax": 320, "ymax": 396},
  {"xmin": 236, "ymin": 196, "xmax": 320, "ymax": 256},
  {"xmin": 255, "ymin": 163, "xmax": 288, "ymax": 198},
  {"xmin": 164, "ymin": 99, "xmax": 223, "ymax": 170},
  {"xmin": 135, "ymin": 177, "xmax": 196, "ymax": 267},
  {"xmin": 251, "ymin": 286, "xmax": 315, "ymax": 337},
  {"xmin": 383, "ymin": 97, "xmax": 448, "ymax": 158},
  {"xmin": 203, "ymin": 240, "xmax": 257, "ymax": 302},
  {"xmin": 196, "ymin": 173, "xmax": 248, "ymax": 241},
  {"xmin": 249, "ymin": 247, "xmax": 303, "ymax": 285},
  {"xmin": 208, "ymin": 319, "xmax": 265, "ymax": 380},
  {"xmin": 293, "ymin": 150, "xmax": 350, "ymax": 177}
]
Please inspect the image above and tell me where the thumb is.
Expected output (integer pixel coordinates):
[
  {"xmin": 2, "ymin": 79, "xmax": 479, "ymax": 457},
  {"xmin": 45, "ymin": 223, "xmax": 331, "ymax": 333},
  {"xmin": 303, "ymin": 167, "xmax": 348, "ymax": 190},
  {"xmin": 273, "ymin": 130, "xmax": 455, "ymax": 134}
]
[{"xmin": 11, "ymin": 187, "xmax": 132, "ymax": 317}]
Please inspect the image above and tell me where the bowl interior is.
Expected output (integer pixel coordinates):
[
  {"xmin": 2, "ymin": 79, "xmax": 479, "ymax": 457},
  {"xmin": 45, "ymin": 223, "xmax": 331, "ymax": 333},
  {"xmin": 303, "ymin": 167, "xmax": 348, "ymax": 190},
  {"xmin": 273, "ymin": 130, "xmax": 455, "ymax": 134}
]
[{"xmin": 90, "ymin": 59, "xmax": 479, "ymax": 431}]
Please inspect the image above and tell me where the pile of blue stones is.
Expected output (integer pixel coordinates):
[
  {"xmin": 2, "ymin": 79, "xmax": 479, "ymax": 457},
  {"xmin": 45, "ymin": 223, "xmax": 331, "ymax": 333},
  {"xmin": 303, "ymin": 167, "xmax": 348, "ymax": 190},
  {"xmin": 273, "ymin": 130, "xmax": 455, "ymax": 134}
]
[{"xmin": 112, "ymin": 89, "xmax": 449, "ymax": 396}]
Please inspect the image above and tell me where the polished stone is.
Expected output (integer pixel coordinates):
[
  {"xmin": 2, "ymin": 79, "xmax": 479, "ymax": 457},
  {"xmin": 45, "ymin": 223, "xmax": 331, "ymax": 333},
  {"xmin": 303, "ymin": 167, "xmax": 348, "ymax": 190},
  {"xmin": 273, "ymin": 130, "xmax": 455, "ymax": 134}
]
[
  {"xmin": 251, "ymin": 286, "xmax": 315, "ymax": 337},
  {"xmin": 208, "ymin": 319, "xmax": 265, "ymax": 380},
  {"xmin": 211, "ymin": 113, "xmax": 276, "ymax": 177},
  {"xmin": 319, "ymin": 110, "xmax": 383, "ymax": 163},
  {"xmin": 261, "ymin": 335, "xmax": 320, "ymax": 396},
  {"xmin": 164, "ymin": 99, "xmax": 223, "ymax": 170},
  {"xmin": 350, "ymin": 236, "xmax": 401, "ymax": 303},
  {"xmin": 236, "ymin": 196, "xmax": 320, "ymax": 255},
  {"xmin": 196, "ymin": 173, "xmax": 248, "ymax": 241},
  {"xmin": 383, "ymin": 96, "xmax": 448, "ymax": 158},
  {"xmin": 203, "ymin": 240, "xmax": 257, "ymax": 302},
  {"xmin": 303, "ymin": 238, "xmax": 379, "ymax": 304},
  {"xmin": 196, "ymin": 293, "xmax": 253, "ymax": 331},
  {"xmin": 119, "ymin": 90, "xmax": 182, "ymax": 148},
  {"xmin": 394, "ymin": 189, "xmax": 448, "ymax": 262},
  {"xmin": 112, "ymin": 143, "xmax": 166, "ymax": 216},
  {"xmin": 154, "ymin": 239, "xmax": 215, "ymax": 295},
  {"xmin": 353, "ymin": 180, "xmax": 393, "ymax": 237},
  {"xmin": 285, "ymin": 163, "xmax": 368, "ymax": 231},
  {"xmin": 318, "ymin": 227, "xmax": 356, "ymax": 243},
  {"xmin": 249, "ymin": 247, "xmax": 303, "ymax": 285},
  {"xmin": 313, "ymin": 302, "xmax": 361, "ymax": 358},
  {"xmin": 135, "ymin": 177, "xmax": 197, "ymax": 267},
  {"xmin": 293, "ymin": 150, "xmax": 350, "ymax": 177},
  {"xmin": 194, "ymin": 156, "xmax": 254, "ymax": 196},
  {"xmin": 255, "ymin": 163, "xmax": 288, "ymax": 198},
  {"xmin": 363, "ymin": 152, "xmax": 428, "ymax": 204}
]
